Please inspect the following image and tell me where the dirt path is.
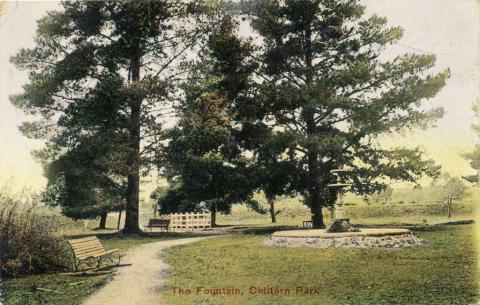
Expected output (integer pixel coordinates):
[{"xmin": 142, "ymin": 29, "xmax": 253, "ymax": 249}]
[{"xmin": 82, "ymin": 237, "xmax": 208, "ymax": 305}]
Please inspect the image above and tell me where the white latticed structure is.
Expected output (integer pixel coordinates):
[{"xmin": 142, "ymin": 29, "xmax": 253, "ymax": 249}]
[{"xmin": 169, "ymin": 212, "xmax": 211, "ymax": 231}]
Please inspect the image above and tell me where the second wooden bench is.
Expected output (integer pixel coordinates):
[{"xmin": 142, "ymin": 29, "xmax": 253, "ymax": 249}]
[{"xmin": 145, "ymin": 218, "xmax": 170, "ymax": 233}]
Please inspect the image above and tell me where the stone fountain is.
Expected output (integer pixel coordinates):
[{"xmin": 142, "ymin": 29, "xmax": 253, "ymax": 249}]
[
  {"xmin": 264, "ymin": 169, "xmax": 425, "ymax": 249},
  {"xmin": 325, "ymin": 169, "xmax": 359, "ymax": 233}
]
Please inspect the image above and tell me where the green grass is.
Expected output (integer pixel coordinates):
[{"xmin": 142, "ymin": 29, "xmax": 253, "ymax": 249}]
[
  {"xmin": 162, "ymin": 225, "xmax": 478, "ymax": 305},
  {"xmin": 2, "ymin": 274, "xmax": 109, "ymax": 305}
]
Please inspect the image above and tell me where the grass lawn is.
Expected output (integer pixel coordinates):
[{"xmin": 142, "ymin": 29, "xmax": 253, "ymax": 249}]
[
  {"xmin": 1, "ymin": 233, "xmax": 201, "ymax": 305},
  {"xmin": 162, "ymin": 224, "xmax": 479, "ymax": 305},
  {"xmin": 2, "ymin": 273, "xmax": 109, "ymax": 305}
]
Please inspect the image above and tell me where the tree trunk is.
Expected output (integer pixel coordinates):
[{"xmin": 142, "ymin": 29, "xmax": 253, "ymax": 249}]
[
  {"xmin": 306, "ymin": 138, "xmax": 325, "ymax": 228},
  {"xmin": 310, "ymin": 195, "xmax": 326, "ymax": 229},
  {"xmin": 268, "ymin": 197, "xmax": 276, "ymax": 223},
  {"xmin": 117, "ymin": 210, "xmax": 122, "ymax": 230},
  {"xmin": 210, "ymin": 204, "xmax": 217, "ymax": 227},
  {"xmin": 303, "ymin": 26, "xmax": 325, "ymax": 229},
  {"xmin": 124, "ymin": 51, "xmax": 142, "ymax": 234},
  {"xmin": 98, "ymin": 212, "xmax": 107, "ymax": 229}
]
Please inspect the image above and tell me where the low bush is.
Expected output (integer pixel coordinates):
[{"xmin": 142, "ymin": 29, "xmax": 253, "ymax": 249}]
[{"xmin": 0, "ymin": 191, "xmax": 70, "ymax": 278}]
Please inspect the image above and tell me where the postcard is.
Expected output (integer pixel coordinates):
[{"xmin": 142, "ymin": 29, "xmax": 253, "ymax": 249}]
[{"xmin": 0, "ymin": 1, "xmax": 479, "ymax": 305}]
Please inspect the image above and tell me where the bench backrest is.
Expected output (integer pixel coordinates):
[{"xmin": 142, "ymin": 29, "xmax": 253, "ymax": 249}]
[
  {"xmin": 68, "ymin": 236, "xmax": 105, "ymax": 257},
  {"xmin": 148, "ymin": 218, "xmax": 170, "ymax": 226}
]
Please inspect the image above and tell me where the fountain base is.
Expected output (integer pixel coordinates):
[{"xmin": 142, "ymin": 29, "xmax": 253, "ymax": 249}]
[
  {"xmin": 326, "ymin": 218, "xmax": 360, "ymax": 233},
  {"xmin": 263, "ymin": 228, "xmax": 425, "ymax": 249}
]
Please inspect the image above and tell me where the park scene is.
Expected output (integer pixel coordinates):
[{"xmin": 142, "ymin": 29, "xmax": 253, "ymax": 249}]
[{"xmin": 0, "ymin": 1, "xmax": 479, "ymax": 305}]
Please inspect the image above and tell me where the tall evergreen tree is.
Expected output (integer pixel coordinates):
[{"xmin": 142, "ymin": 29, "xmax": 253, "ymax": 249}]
[
  {"xmin": 160, "ymin": 15, "xmax": 257, "ymax": 225},
  {"xmin": 11, "ymin": 1, "xmax": 216, "ymax": 233},
  {"xmin": 251, "ymin": 0, "xmax": 446, "ymax": 228}
]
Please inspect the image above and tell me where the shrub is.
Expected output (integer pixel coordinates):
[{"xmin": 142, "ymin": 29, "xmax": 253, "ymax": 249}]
[{"xmin": 0, "ymin": 191, "xmax": 70, "ymax": 278}]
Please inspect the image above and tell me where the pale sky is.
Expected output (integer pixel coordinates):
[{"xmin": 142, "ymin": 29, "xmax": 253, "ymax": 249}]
[{"xmin": 0, "ymin": 0, "xmax": 479, "ymax": 192}]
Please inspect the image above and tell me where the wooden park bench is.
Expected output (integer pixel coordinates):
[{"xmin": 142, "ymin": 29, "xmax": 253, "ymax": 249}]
[
  {"xmin": 68, "ymin": 236, "xmax": 120, "ymax": 271},
  {"xmin": 145, "ymin": 218, "xmax": 170, "ymax": 233}
]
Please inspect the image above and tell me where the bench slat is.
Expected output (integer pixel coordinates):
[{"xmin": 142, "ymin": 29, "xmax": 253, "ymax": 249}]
[
  {"xmin": 73, "ymin": 243, "xmax": 103, "ymax": 251},
  {"xmin": 77, "ymin": 248, "xmax": 120, "ymax": 260},
  {"xmin": 73, "ymin": 246, "xmax": 104, "ymax": 254},
  {"xmin": 70, "ymin": 240, "xmax": 99, "ymax": 247},
  {"xmin": 71, "ymin": 241, "xmax": 102, "ymax": 249},
  {"xmin": 74, "ymin": 246, "xmax": 105, "ymax": 255},
  {"xmin": 71, "ymin": 239, "xmax": 101, "ymax": 246},
  {"xmin": 69, "ymin": 236, "xmax": 98, "ymax": 243},
  {"xmin": 69, "ymin": 237, "xmax": 99, "ymax": 246}
]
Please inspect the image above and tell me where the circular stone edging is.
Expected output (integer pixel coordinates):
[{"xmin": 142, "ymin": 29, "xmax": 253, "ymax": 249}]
[{"xmin": 263, "ymin": 228, "xmax": 425, "ymax": 249}]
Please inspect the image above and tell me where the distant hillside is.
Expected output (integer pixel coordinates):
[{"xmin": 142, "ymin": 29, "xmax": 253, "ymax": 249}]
[{"xmin": 343, "ymin": 186, "xmax": 480, "ymax": 206}]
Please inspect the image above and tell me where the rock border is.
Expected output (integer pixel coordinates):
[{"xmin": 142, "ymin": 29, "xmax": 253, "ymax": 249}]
[{"xmin": 263, "ymin": 233, "xmax": 425, "ymax": 249}]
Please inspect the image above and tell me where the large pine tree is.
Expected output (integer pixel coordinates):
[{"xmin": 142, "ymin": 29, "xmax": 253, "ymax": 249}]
[
  {"xmin": 11, "ymin": 1, "xmax": 216, "ymax": 233},
  {"xmin": 160, "ymin": 15, "xmax": 257, "ymax": 225},
  {"xmin": 251, "ymin": 0, "xmax": 446, "ymax": 228}
]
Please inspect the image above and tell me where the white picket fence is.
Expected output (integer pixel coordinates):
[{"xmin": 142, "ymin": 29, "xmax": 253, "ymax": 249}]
[{"xmin": 169, "ymin": 212, "xmax": 211, "ymax": 231}]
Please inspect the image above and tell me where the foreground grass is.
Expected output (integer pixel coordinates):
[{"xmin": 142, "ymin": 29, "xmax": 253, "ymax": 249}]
[
  {"xmin": 2, "ymin": 233, "xmax": 197, "ymax": 305},
  {"xmin": 2, "ymin": 273, "xmax": 108, "ymax": 305},
  {"xmin": 162, "ymin": 225, "xmax": 478, "ymax": 305}
]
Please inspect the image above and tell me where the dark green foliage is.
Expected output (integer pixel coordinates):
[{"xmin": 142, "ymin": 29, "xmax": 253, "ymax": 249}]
[
  {"xmin": 11, "ymin": 1, "xmax": 216, "ymax": 232},
  {"xmin": 160, "ymin": 16, "xmax": 257, "ymax": 220},
  {"xmin": 43, "ymin": 135, "xmax": 125, "ymax": 221},
  {"xmin": 224, "ymin": 0, "xmax": 261, "ymax": 15},
  {"xmin": 249, "ymin": 0, "xmax": 447, "ymax": 227}
]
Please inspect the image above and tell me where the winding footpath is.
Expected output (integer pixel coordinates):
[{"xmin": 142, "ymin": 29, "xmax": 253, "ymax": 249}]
[{"xmin": 82, "ymin": 237, "xmax": 208, "ymax": 305}]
